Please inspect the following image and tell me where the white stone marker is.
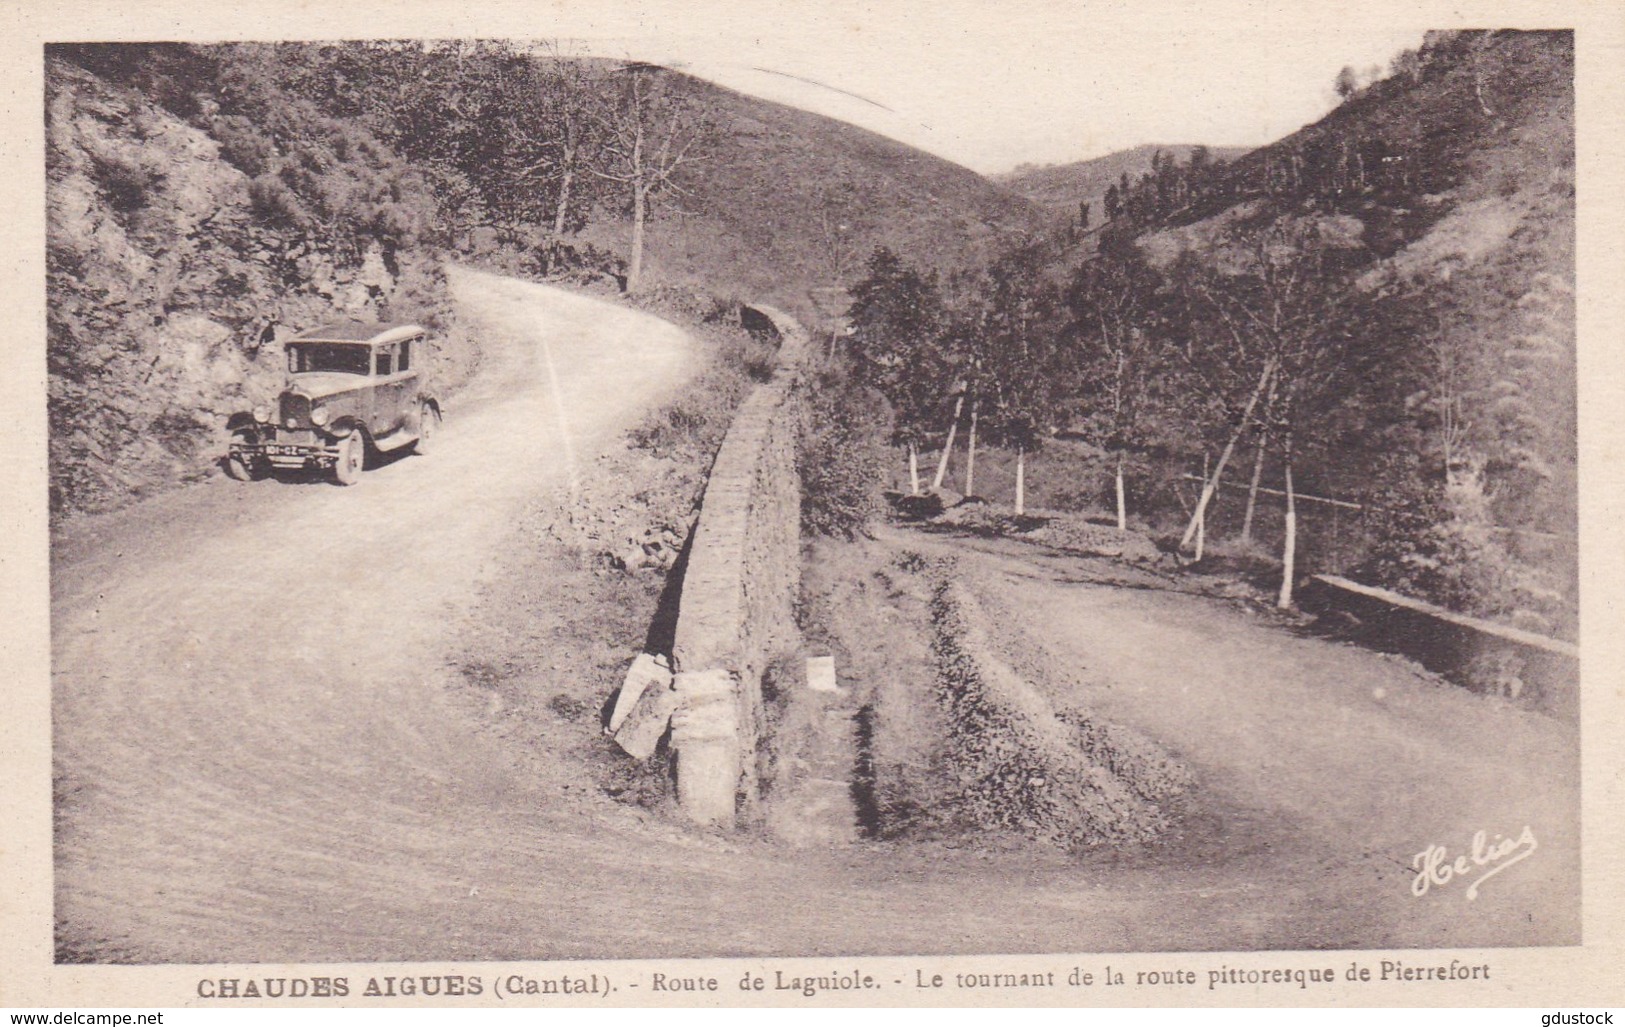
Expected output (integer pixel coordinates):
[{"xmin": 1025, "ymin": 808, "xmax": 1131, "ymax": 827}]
[{"xmin": 805, "ymin": 654, "xmax": 839, "ymax": 693}]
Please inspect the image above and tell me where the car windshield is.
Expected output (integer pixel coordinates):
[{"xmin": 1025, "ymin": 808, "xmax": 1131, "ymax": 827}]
[{"xmin": 288, "ymin": 344, "xmax": 371, "ymax": 375}]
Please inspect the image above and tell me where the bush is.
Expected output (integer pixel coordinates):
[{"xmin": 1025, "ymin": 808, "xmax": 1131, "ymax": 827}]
[
  {"xmin": 797, "ymin": 367, "xmax": 892, "ymax": 539},
  {"xmin": 927, "ymin": 579, "xmax": 1172, "ymax": 848},
  {"xmin": 210, "ymin": 114, "xmax": 275, "ymax": 176},
  {"xmin": 91, "ymin": 151, "xmax": 161, "ymax": 214},
  {"xmin": 522, "ymin": 239, "xmax": 624, "ymax": 284},
  {"xmin": 1057, "ymin": 710, "xmax": 1193, "ymax": 803},
  {"xmin": 247, "ymin": 173, "xmax": 310, "ymax": 230}
]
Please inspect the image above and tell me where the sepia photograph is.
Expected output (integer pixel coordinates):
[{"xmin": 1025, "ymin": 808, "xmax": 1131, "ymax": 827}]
[{"xmin": 5, "ymin": 0, "xmax": 1623, "ymax": 1011}]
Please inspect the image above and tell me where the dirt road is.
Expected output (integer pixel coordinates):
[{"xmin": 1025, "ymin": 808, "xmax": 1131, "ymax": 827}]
[
  {"xmin": 905, "ymin": 532, "xmax": 1581, "ymax": 950},
  {"xmin": 52, "ymin": 268, "xmax": 717, "ymax": 961}
]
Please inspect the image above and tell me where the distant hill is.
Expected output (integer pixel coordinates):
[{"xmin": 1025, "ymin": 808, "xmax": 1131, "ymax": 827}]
[{"xmin": 995, "ymin": 144, "xmax": 1252, "ymax": 224}]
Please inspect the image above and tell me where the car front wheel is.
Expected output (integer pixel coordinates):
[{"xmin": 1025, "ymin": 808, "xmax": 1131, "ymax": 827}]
[
  {"xmin": 333, "ymin": 431, "xmax": 365, "ymax": 486},
  {"xmin": 225, "ymin": 432, "xmax": 261, "ymax": 481}
]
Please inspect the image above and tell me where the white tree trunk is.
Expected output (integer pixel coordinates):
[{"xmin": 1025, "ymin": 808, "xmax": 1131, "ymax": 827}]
[
  {"xmin": 1115, "ymin": 452, "xmax": 1127, "ymax": 531},
  {"xmin": 907, "ymin": 443, "xmax": 921, "ymax": 496},
  {"xmin": 932, "ymin": 394, "xmax": 965, "ymax": 490},
  {"xmin": 1181, "ymin": 359, "xmax": 1277, "ymax": 550},
  {"xmin": 1241, "ymin": 439, "xmax": 1266, "ymax": 542},
  {"xmin": 964, "ymin": 399, "xmax": 979, "ymax": 496},
  {"xmin": 626, "ymin": 184, "xmax": 647, "ymax": 293},
  {"xmin": 1278, "ymin": 445, "xmax": 1297, "ymax": 609},
  {"xmin": 553, "ymin": 167, "xmax": 575, "ymax": 238},
  {"xmin": 1195, "ymin": 499, "xmax": 1206, "ymax": 562},
  {"xmin": 1015, "ymin": 447, "xmax": 1026, "ymax": 515},
  {"xmin": 1194, "ymin": 452, "xmax": 1208, "ymax": 561}
]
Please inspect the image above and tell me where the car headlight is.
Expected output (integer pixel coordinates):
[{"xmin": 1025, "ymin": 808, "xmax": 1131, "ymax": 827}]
[
  {"xmin": 310, "ymin": 404, "xmax": 330, "ymax": 427},
  {"xmin": 253, "ymin": 404, "xmax": 271, "ymax": 423}
]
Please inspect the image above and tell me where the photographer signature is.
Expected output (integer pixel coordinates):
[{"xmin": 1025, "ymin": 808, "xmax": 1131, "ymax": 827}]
[{"xmin": 1411, "ymin": 826, "xmax": 1537, "ymax": 901}]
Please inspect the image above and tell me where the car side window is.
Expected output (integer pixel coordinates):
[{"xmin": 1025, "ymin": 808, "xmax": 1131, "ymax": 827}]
[
  {"xmin": 399, "ymin": 339, "xmax": 411, "ymax": 372},
  {"xmin": 375, "ymin": 348, "xmax": 393, "ymax": 376}
]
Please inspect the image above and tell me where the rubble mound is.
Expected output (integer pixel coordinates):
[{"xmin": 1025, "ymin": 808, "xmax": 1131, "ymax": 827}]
[
  {"xmin": 927, "ymin": 577, "xmax": 1189, "ymax": 848},
  {"xmin": 929, "ymin": 502, "xmax": 1164, "ymax": 564}
]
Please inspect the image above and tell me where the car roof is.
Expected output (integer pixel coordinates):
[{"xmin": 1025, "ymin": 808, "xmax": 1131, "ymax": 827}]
[{"xmin": 288, "ymin": 322, "xmax": 426, "ymax": 346}]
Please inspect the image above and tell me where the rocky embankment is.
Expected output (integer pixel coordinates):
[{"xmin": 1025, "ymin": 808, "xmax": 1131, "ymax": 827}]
[{"xmin": 46, "ymin": 57, "xmax": 469, "ymax": 520}]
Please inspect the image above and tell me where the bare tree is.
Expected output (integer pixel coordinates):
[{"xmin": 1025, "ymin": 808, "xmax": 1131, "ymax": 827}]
[
  {"xmin": 493, "ymin": 50, "xmax": 607, "ymax": 241},
  {"xmin": 1185, "ymin": 220, "xmax": 1359, "ymax": 605},
  {"xmin": 590, "ymin": 64, "xmax": 710, "ymax": 293}
]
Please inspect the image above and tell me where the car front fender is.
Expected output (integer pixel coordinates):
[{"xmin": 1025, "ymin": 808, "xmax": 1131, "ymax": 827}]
[{"xmin": 327, "ymin": 416, "xmax": 364, "ymax": 440}]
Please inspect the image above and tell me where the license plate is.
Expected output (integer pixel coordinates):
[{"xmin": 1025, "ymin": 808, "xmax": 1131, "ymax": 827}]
[{"xmin": 267, "ymin": 445, "xmax": 307, "ymax": 456}]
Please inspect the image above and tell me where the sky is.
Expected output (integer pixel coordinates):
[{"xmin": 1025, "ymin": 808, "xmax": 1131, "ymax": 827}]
[
  {"xmin": 15, "ymin": 0, "xmax": 1561, "ymax": 177},
  {"xmin": 548, "ymin": 3, "xmax": 1431, "ymax": 175}
]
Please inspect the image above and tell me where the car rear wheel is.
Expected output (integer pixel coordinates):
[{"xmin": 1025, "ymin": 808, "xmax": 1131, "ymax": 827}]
[
  {"xmin": 414, "ymin": 402, "xmax": 441, "ymax": 456},
  {"xmin": 333, "ymin": 431, "xmax": 365, "ymax": 486}
]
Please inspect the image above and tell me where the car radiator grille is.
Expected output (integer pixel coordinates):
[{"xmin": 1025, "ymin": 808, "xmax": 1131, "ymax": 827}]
[{"xmin": 279, "ymin": 392, "xmax": 312, "ymax": 430}]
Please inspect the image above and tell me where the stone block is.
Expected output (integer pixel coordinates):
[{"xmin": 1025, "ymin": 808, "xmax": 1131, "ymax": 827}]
[
  {"xmin": 671, "ymin": 669, "xmax": 740, "ymax": 825},
  {"xmin": 676, "ymin": 740, "xmax": 738, "ymax": 827},
  {"xmin": 607, "ymin": 653, "xmax": 671, "ymax": 735},
  {"xmin": 613, "ymin": 679, "xmax": 680, "ymax": 761},
  {"xmin": 671, "ymin": 668, "xmax": 738, "ymax": 743}
]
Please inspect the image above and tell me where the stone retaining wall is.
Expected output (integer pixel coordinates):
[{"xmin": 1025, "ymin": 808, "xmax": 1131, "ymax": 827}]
[
  {"xmin": 1301, "ymin": 574, "xmax": 1579, "ymax": 717},
  {"xmin": 668, "ymin": 305, "xmax": 809, "ymax": 824}
]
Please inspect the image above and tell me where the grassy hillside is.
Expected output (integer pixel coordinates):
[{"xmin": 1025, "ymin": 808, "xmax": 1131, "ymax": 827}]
[
  {"xmin": 1096, "ymin": 32, "xmax": 1573, "ymax": 633},
  {"xmin": 849, "ymin": 31, "xmax": 1573, "ymax": 639},
  {"xmin": 996, "ymin": 144, "xmax": 1252, "ymax": 224},
  {"xmin": 579, "ymin": 74, "xmax": 1047, "ymax": 325},
  {"xmin": 1143, "ymin": 30, "xmax": 1574, "ymax": 563}
]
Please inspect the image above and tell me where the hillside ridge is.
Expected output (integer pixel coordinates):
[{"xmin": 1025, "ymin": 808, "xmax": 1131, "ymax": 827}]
[{"xmin": 996, "ymin": 144, "xmax": 1254, "ymax": 223}]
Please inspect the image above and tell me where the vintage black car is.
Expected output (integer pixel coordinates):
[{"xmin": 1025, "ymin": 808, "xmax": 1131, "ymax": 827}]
[{"xmin": 226, "ymin": 322, "xmax": 442, "ymax": 485}]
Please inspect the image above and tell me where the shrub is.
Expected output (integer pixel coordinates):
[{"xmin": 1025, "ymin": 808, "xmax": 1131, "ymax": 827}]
[
  {"xmin": 247, "ymin": 173, "xmax": 310, "ymax": 230},
  {"xmin": 927, "ymin": 579, "xmax": 1173, "ymax": 848},
  {"xmin": 797, "ymin": 366, "xmax": 892, "ymax": 539},
  {"xmin": 522, "ymin": 239, "xmax": 624, "ymax": 283},
  {"xmin": 91, "ymin": 151, "xmax": 161, "ymax": 214},
  {"xmin": 210, "ymin": 114, "xmax": 275, "ymax": 176},
  {"xmin": 1057, "ymin": 710, "xmax": 1193, "ymax": 803}
]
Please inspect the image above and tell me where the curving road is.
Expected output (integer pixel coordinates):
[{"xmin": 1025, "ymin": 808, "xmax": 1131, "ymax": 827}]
[
  {"xmin": 52, "ymin": 268, "xmax": 711, "ymax": 961},
  {"xmin": 51, "ymin": 268, "xmax": 1579, "ymax": 966}
]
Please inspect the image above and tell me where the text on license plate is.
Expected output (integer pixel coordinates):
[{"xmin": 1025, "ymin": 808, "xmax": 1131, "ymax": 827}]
[{"xmin": 268, "ymin": 445, "xmax": 308, "ymax": 456}]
